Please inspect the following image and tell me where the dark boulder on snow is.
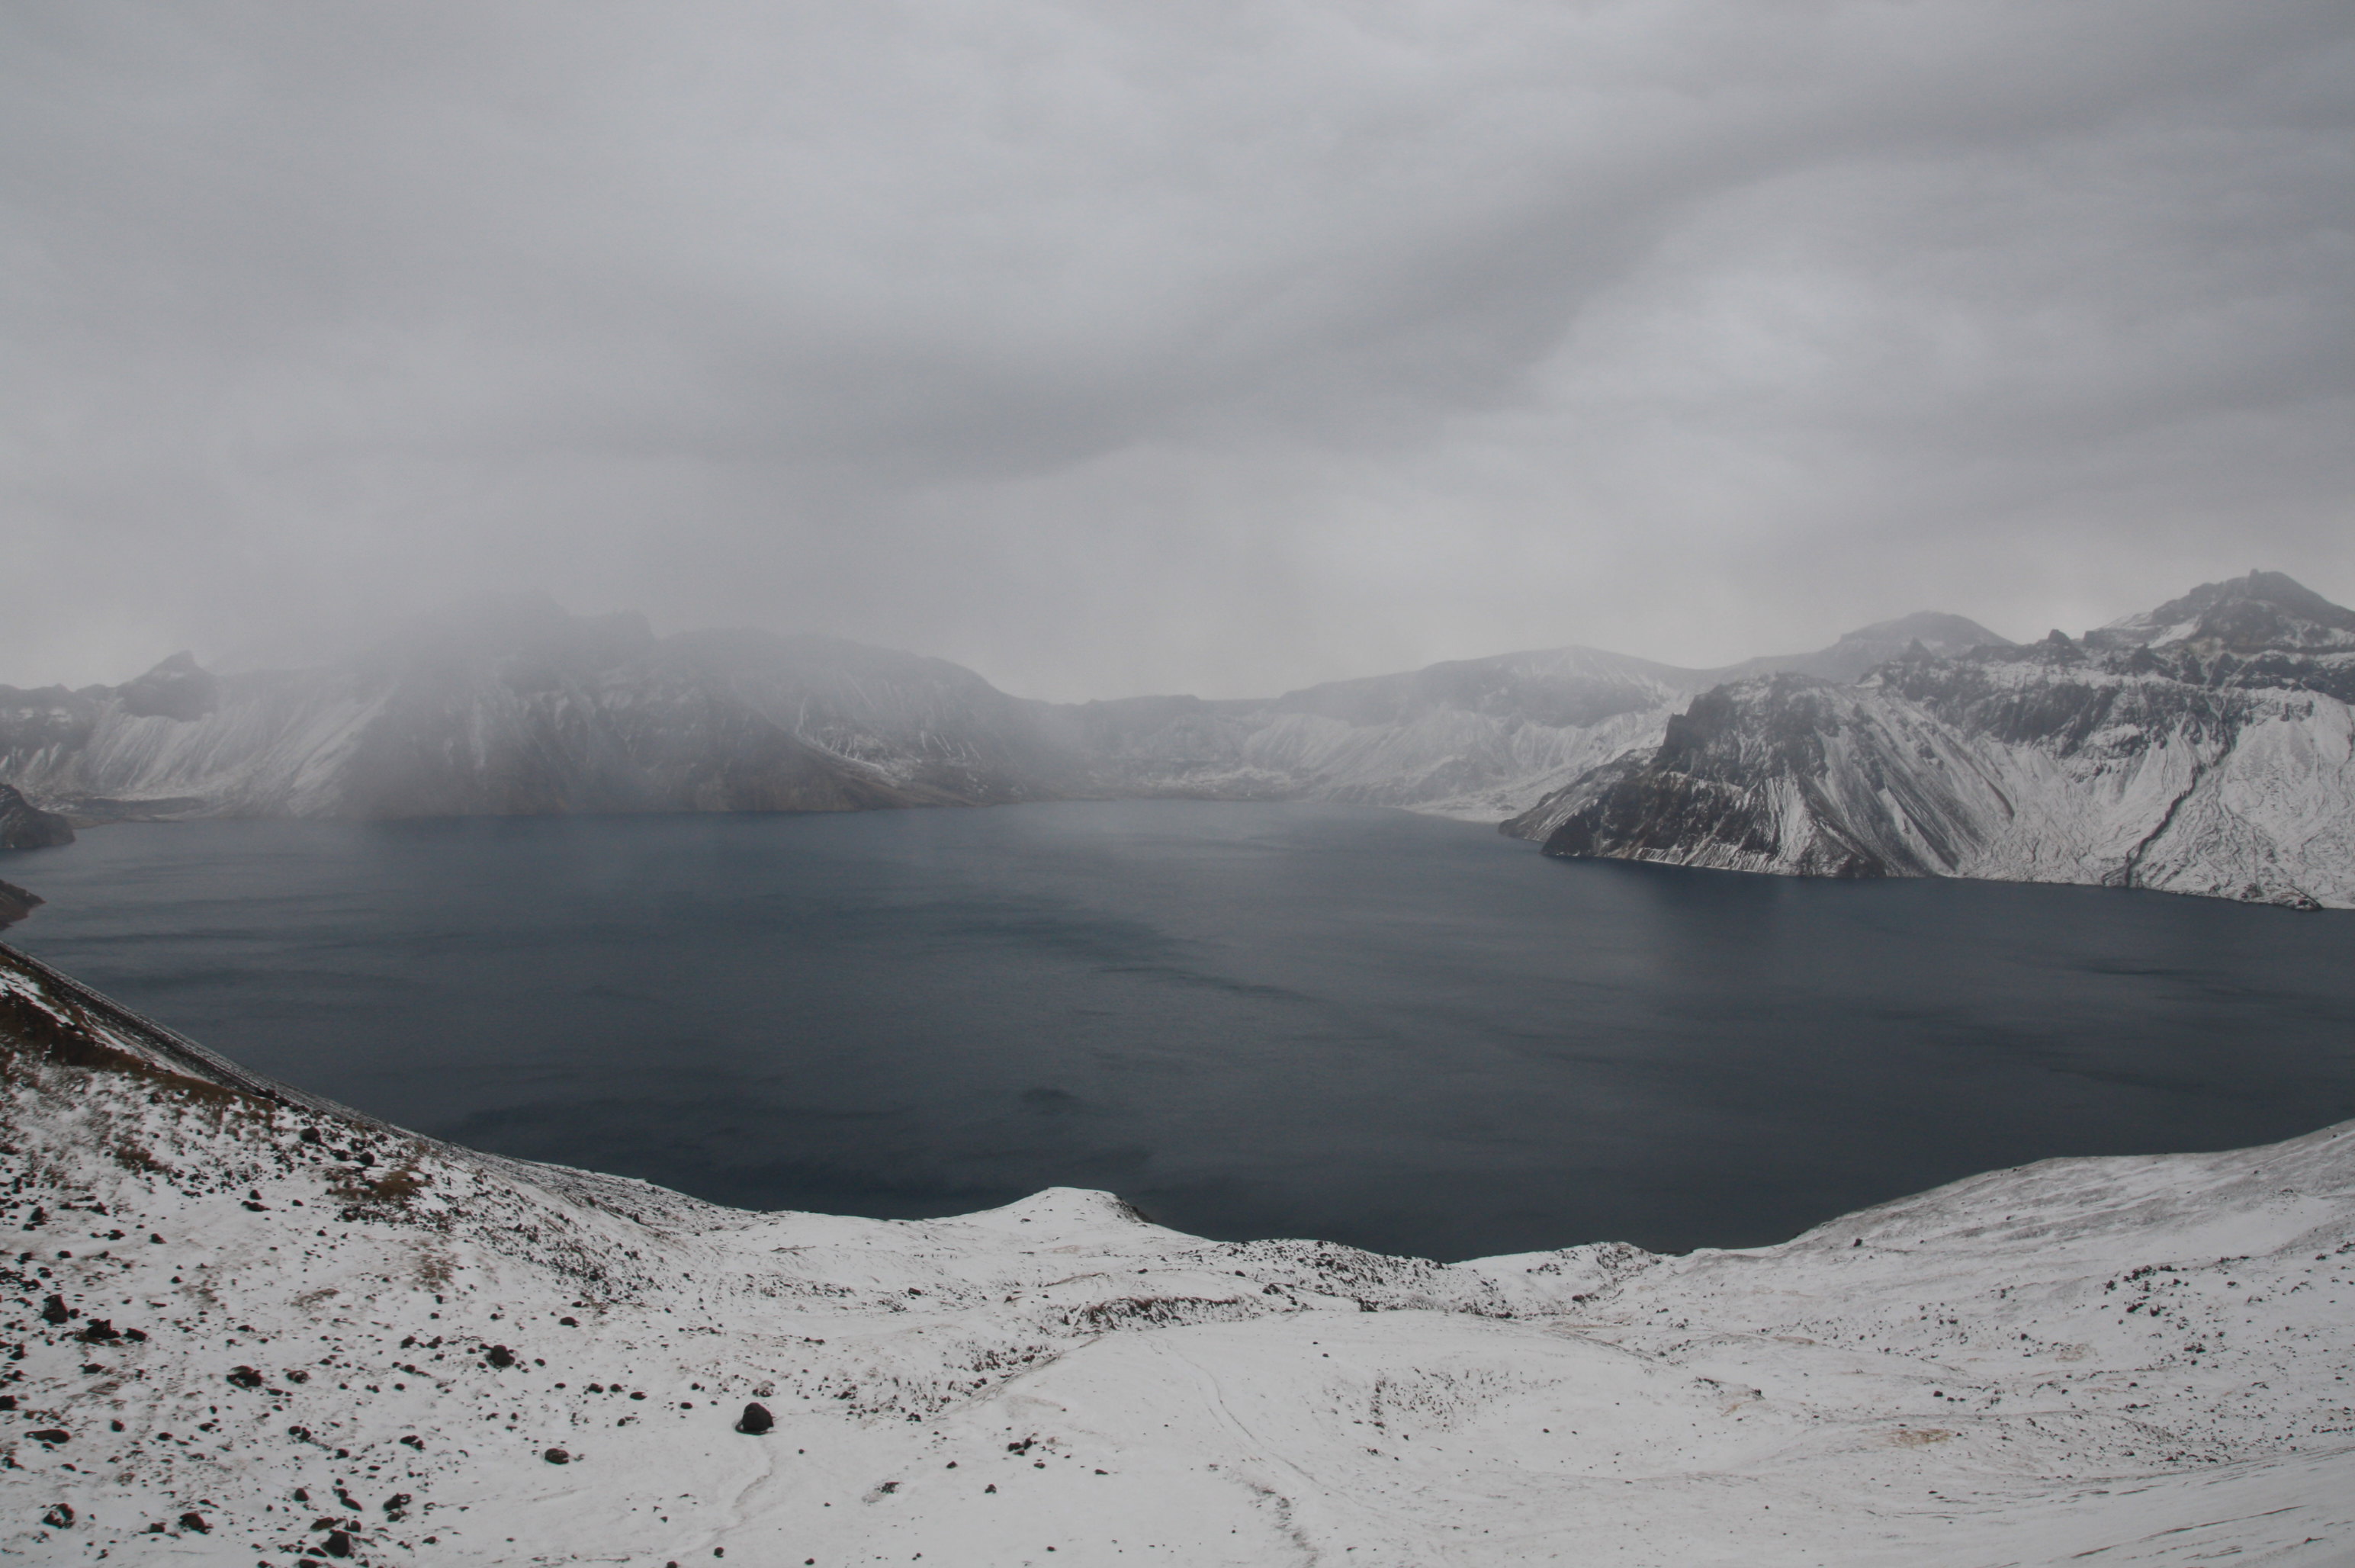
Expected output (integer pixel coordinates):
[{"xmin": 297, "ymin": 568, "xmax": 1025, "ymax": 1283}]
[{"xmin": 735, "ymin": 1401, "xmax": 774, "ymax": 1435}]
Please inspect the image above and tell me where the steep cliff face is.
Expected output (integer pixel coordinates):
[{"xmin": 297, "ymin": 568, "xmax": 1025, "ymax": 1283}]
[
  {"xmin": 5, "ymin": 939, "xmax": 2352, "ymax": 1563},
  {"xmin": 1508, "ymin": 573, "xmax": 2355, "ymax": 908}
]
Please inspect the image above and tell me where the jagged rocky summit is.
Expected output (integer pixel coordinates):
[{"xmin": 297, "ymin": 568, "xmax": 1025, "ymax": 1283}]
[
  {"xmin": 3, "ymin": 939, "xmax": 2352, "ymax": 1563},
  {"xmin": 1507, "ymin": 571, "xmax": 2355, "ymax": 908}
]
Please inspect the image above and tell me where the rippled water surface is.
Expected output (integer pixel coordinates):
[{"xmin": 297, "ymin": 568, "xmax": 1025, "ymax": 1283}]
[{"xmin": 10, "ymin": 802, "xmax": 2355, "ymax": 1259}]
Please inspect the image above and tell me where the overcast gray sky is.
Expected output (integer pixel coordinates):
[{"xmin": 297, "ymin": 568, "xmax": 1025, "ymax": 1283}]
[{"xmin": 5, "ymin": 2, "xmax": 2350, "ymax": 699}]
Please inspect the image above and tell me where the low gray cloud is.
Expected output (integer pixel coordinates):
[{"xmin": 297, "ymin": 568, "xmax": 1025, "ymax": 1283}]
[{"xmin": 5, "ymin": 1, "xmax": 2351, "ymax": 696}]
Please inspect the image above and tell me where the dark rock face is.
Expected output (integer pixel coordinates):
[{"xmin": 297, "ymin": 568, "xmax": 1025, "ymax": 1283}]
[
  {"xmin": 735, "ymin": 1401, "xmax": 774, "ymax": 1434},
  {"xmin": 0, "ymin": 783, "xmax": 73, "ymax": 850},
  {"xmin": 0, "ymin": 878, "xmax": 40, "ymax": 929}
]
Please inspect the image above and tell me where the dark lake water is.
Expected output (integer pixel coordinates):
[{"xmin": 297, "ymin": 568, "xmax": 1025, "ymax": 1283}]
[{"xmin": 8, "ymin": 801, "xmax": 2354, "ymax": 1261}]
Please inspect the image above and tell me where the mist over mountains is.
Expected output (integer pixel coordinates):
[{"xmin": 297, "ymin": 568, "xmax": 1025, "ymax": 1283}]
[
  {"xmin": 6, "ymin": 573, "xmax": 2355, "ymax": 908},
  {"xmin": 0, "ymin": 594, "xmax": 2010, "ymax": 829}
]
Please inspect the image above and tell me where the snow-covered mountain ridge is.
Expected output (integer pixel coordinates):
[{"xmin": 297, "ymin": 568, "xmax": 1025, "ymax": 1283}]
[
  {"xmin": 3, "ymin": 940, "xmax": 2351, "ymax": 1563},
  {"xmin": 0, "ymin": 596, "xmax": 2008, "ymax": 830},
  {"xmin": 1506, "ymin": 572, "xmax": 2355, "ymax": 908}
]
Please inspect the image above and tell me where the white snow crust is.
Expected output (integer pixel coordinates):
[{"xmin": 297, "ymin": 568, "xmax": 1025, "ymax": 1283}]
[{"xmin": 5, "ymin": 947, "xmax": 2352, "ymax": 1565}]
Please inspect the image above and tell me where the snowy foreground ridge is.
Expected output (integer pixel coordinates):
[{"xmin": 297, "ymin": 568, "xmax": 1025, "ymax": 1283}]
[{"xmin": 5, "ymin": 946, "xmax": 2353, "ymax": 1565}]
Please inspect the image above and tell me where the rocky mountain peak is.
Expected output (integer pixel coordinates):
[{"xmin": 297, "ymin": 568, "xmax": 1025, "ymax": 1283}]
[
  {"xmin": 2091, "ymin": 570, "xmax": 2355, "ymax": 654},
  {"xmin": 116, "ymin": 651, "xmax": 219, "ymax": 721}
]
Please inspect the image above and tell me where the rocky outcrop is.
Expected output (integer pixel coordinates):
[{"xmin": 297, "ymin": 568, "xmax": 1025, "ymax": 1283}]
[
  {"xmin": 0, "ymin": 879, "xmax": 39, "ymax": 928},
  {"xmin": 0, "ymin": 782, "xmax": 73, "ymax": 850},
  {"xmin": 1507, "ymin": 572, "xmax": 2355, "ymax": 908}
]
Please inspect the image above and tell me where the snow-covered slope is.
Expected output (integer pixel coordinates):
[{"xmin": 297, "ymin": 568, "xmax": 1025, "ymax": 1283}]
[
  {"xmin": 5, "ymin": 941, "xmax": 2351, "ymax": 1564},
  {"xmin": 1053, "ymin": 645, "xmax": 1708, "ymax": 819},
  {"xmin": 1508, "ymin": 572, "xmax": 2355, "ymax": 908}
]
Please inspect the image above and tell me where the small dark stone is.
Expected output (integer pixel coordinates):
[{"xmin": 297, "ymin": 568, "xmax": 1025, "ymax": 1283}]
[
  {"xmin": 485, "ymin": 1345, "xmax": 516, "ymax": 1368},
  {"xmin": 0, "ymin": 1395, "xmax": 14, "ymax": 1411},
  {"xmin": 384, "ymin": 1492, "xmax": 413, "ymax": 1518},
  {"xmin": 39, "ymin": 1295, "xmax": 69, "ymax": 1325},
  {"xmin": 124, "ymin": 1327, "xmax": 148, "ymax": 1341},
  {"xmin": 544, "ymin": 1447, "xmax": 571, "ymax": 1464},
  {"xmin": 28, "ymin": 1428, "xmax": 69, "ymax": 1444},
  {"xmin": 178, "ymin": 1512, "xmax": 210, "ymax": 1534},
  {"xmin": 734, "ymin": 1402, "xmax": 774, "ymax": 1435},
  {"xmin": 292, "ymin": 1487, "xmax": 310, "ymax": 1502},
  {"xmin": 300, "ymin": 1128, "xmax": 323, "ymax": 1145},
  {"xmin": 76, "ymin": 1319, "xmax": 120, "ymax": 1343},
  {"xmin": 40, "ymin": 1504, "xmax": 72, "ymax": 1528},
  {"xmin": 559, "ymin": 1316, "xmax": 579, "ymax": 1326},
  {"xmin": 324, "ymin": 1528, "xmax": 353, "ymax": 1557},
  {"xmin": 227, "ymin": 1365, "xmax": 265, "ymax": 1389},
  {"xmin": 400, "ymin": 1433, "xmax": 424, "ymax": 1449}
]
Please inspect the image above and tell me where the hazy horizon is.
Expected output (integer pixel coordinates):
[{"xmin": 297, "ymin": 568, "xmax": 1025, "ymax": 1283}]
[{"xmin": 7, "ymin": 4, "xmax": 2351, "ymax": 700}]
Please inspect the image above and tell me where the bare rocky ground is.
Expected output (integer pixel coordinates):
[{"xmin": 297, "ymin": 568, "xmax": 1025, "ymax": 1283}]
[{"xmin": 2, "ymin": 940, "xmax": 2350, "ymax": 1565}]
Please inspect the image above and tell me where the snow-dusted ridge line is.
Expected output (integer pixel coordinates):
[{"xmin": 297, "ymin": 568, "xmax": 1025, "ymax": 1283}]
[
  {"xmin": 1508, "ymin": 571, "xmax": 2355, "ymax": 908},
  {"xmin": 3, "ymin": 940, "xmax": 2351, "ymax": 1564},
  {"xmin": 0, "ymin": 594, "xmax": 2013, "ymax": 834}
]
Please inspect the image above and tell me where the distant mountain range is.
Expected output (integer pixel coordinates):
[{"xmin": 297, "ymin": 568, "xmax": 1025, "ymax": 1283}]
[
  {"xmin": 1505, "ymin": 572, "xmax": 2355, "ymax": 909},
  {"xmin": 0, "ymin": 596, "xmax": 2004, "ymax": 831},
  {"xmin": 5, "ymin": 574, "xmax": 2353, "ymax": 908}
]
